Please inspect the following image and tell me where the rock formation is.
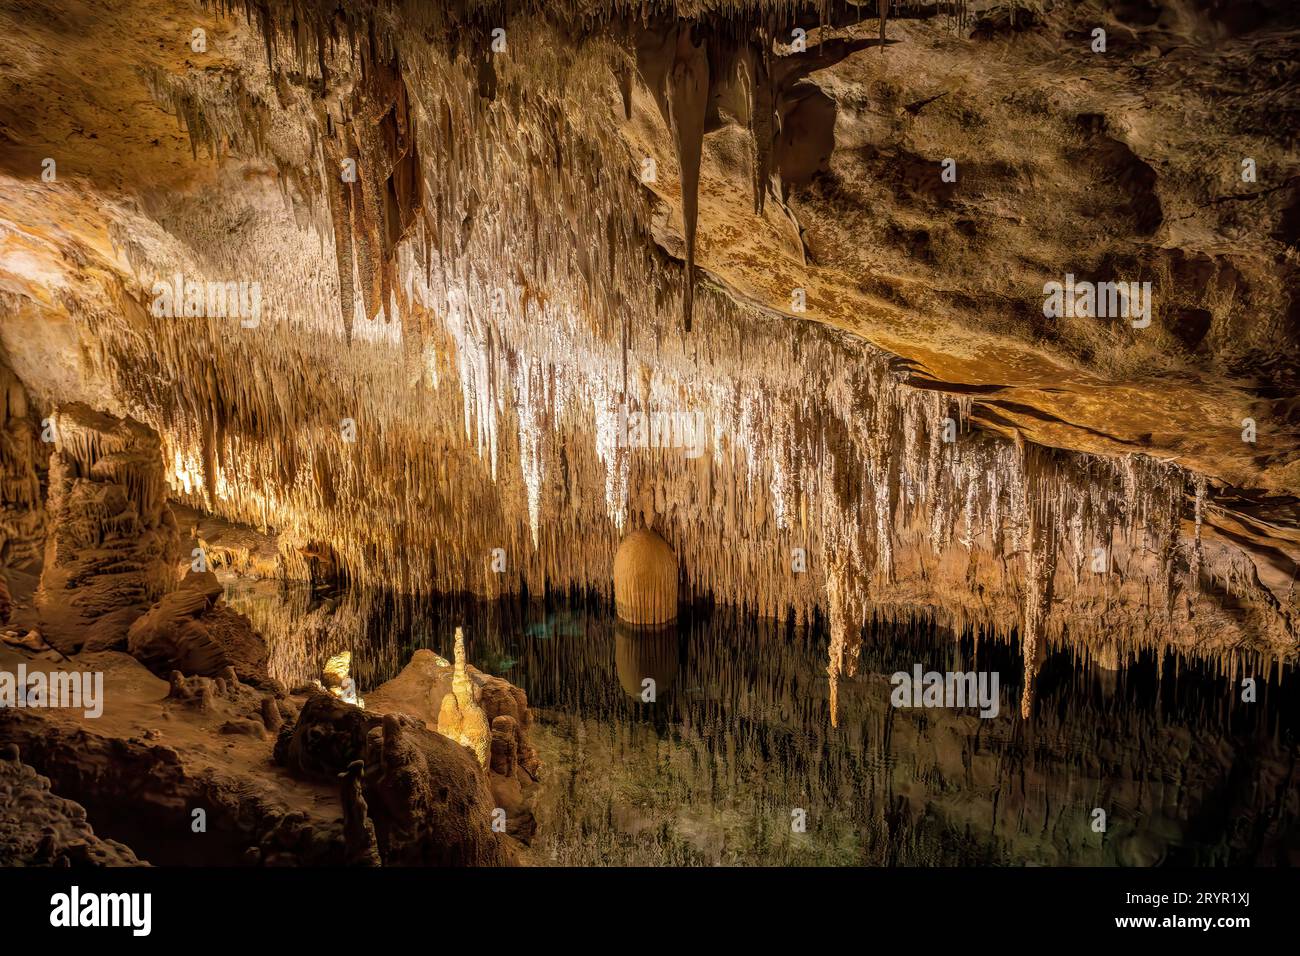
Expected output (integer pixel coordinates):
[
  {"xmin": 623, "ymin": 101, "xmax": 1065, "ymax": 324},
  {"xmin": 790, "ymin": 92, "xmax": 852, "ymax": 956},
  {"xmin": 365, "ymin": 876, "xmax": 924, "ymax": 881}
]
[
  {"xmin": 0, "ymin": 744, "xmax": 143, "ymax": 866},
  {"xmin": 0, "ymin": 363, "xmax": 44, "ymax": 572},
  {"xmin": 0, "ymin": 1, "xmax": 1292, "ymax": 703},
  {"xmin": 128, "ymin": 570, "xmax": 270, "ymax": 686},
  {"xmin": 35, "ymin": 405, "xmax": 179, "ymax": 653},
  {"xmin": 321, "ymin": 648, "xmax": 363, "ymax": 706},
  {"xmin": 613, "ymin": 527, "xmax": 680, "ymax": 625},
  {"xmin": 436, "ymin": 628, "xmax": 492, "ymax": 766},
  {"xmin": 274, "ymin": 687, "xmax": 511, "ymax": 865},
  {"xmin": 364, "ymin": 643, "xmax": 541, "ymax": 842},
  {"xmin": 338, "ymin": 759, "xmax": 381, "ymax": 867}
]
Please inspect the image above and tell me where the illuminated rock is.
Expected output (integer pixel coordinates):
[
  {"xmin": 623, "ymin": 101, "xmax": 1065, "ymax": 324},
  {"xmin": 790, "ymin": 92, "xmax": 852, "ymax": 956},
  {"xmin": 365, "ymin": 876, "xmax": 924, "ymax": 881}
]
[
  {"xmin": 0, "ymin": 364, "xmax": 44, "ymax": 572},
  {"xmin": 35, "ymin": 405, "xmax": 179, "ymax": 653},
  {"xmin": 322, "ymin": 650, "xmax": 363, "ymax": 706},
  {"xmin": 613, "ymin": 528, "xmax": 679, "ymax": 626},
  {"xmin": 436, "ymin": 628, "xmax": 491, "ymax": 766},
  {"xmin": 272, "ymin": 691, "xmax": 510, "ymax": 864},
  {"xmin": 0, "ymin": 0, "xmax": 1295, "ymax": 720}
]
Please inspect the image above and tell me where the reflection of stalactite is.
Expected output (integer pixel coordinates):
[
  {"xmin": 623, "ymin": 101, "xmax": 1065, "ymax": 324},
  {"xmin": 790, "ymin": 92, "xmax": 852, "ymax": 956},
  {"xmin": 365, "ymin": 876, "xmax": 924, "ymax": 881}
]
[
  {"xmin": 432, "ymin": 597, "xmax": 1300, "ymax": 865},
  {"xmin": 826, "ymin": 557, "xmax": 865, "ymax": 728},
  {"xmin": 1020, "ymin": 443, "xmax": 1059, "ymax": 720}
]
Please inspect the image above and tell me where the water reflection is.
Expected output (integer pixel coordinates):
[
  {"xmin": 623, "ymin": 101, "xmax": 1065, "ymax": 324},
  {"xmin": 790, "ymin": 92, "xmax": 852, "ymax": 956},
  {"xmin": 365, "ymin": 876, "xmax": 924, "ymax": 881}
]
[
  {"xmin": 615, "ymin": 622, "xmax": 679, "ymax": 701},
  {"xmin": 225, "ymin": 583, "xmax": 1300, "ymax": 867}
]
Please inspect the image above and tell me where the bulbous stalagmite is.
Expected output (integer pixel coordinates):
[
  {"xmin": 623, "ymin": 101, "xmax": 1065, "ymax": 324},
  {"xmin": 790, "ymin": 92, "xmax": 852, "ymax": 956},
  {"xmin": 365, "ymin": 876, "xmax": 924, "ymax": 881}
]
[{"xmin": 613, "ymin": 528, "xmax": 679, "ymax": 626}]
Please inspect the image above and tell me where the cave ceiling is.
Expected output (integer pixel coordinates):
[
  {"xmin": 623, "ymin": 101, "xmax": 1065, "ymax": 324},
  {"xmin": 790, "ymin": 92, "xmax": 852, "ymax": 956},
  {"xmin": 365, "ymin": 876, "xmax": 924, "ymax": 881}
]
[{"xmin": 1, "ymin": 0, "xmax": 1298, "ymax": 678}]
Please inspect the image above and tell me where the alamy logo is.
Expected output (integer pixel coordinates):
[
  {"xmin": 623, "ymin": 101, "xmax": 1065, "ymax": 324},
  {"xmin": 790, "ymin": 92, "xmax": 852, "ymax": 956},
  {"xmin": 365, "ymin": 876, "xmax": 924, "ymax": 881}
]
[
  {"xmin": 151, "ymin": 273, "xmax": 262, "ymax": 328},
  {"xmin": 0, "ymin": 666, "xmax": 103, "ymax": 718},
  {"xmin": 890, "ymin": 665, "xmax": 1001, "ymax": 718},
  {"xmin": 1042, "ymin": 274, "xmax": 1152, "ymax": 328},
  {"xmin": 617, "ymin": 404, "xmax": 706, "ymax": 459},
  {"xmin": 50, "ymin": 886, "xmax": 151, "ymax": 936}
]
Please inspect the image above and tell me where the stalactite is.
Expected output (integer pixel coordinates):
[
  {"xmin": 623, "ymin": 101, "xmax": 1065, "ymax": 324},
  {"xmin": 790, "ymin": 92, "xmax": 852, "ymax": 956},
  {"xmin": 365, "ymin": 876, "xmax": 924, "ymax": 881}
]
[
  {"xmin": 1191, "ymin": 474, "xmax": 1207, "ymax": 590},
  {"xmin": 26, "ymin": 0, "xmax": 1284, "ymax": 698}
]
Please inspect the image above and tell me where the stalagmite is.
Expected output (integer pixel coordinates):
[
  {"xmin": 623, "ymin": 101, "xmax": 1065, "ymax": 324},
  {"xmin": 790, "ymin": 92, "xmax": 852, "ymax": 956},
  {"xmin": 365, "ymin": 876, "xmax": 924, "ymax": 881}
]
[
  {"xmin": 436, "ymin": 627, "xmax": 490, "ymax": 766},
  {"xmin": 613, "ymin": 528, "xmax": 680, "ymax": 626},
  {"xmin": 323, "ymin": 649, "xmax": 363, "ymax": 707},
  {"xmin": 35, "ymin": 405, "xmax": 180, "ymax": 654}
]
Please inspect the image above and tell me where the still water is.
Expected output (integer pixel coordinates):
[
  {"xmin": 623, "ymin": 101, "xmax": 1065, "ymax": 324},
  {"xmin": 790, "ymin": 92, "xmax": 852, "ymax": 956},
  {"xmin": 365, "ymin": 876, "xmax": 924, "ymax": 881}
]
[{"xmin": 227, "ymin": 583, "xmax": 1300, "ymax": 866}]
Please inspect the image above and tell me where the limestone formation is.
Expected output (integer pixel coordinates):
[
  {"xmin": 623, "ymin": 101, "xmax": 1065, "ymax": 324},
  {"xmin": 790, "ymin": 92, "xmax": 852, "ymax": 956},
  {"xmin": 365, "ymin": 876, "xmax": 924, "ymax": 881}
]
[
  {"xmin": 0, "ymin": 0, "xmax": 1290, "ymax": 707},
  {"xmin": 365, "ymin": 645, "xmax": 540, "ymax": 841},
  {"xmin": 321, "ymin": 649, "xmax": 363, "ymax": 706},
  {"xmin": 613, "ymin": 528, "xmax": 680, "ymax": 626},
  {"xmin": 273, "ymin": 690, "xmax": 378, "ymax": 779},
  {"xmin": 0, "ymin": 0, "xmax": 1297, "ymax": 872},
  {"xmin": 128, "ymin": 570, "xmax": 269, "ymax": 685},
  {"xmin": 0, "ymin": 364, "xmax": 44, "ymax": 572},
  {"xmin": 436, "ymin": 628, "xmax": 491, "ymax": 766},
  {"xmin": 365, "ymin": 712, "xmax": 510, "ymax": 866},
  {"xmin": 0, "ymin": 3, "xmax": 1292, "ymax": 694},
  {"xmin": 0, "ymin": 744, "xmax": 143, "ymax": 866},
  {"xmin": 274, "ymin": 688, "xmax": 510, "ymax": 865},
  {"xmin": 35, "ymin": 405, "xmax": 179, "ymax": 654},
  {"xmin": 338, "ymin": 759, "xmax": 381, "ymax": 867}
]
